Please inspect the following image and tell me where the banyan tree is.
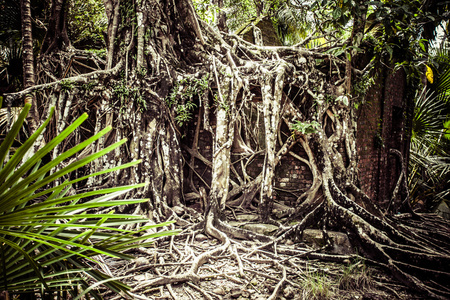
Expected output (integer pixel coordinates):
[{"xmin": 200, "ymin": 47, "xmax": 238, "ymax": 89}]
[{"xmin": 3, "ymin": 0, "xmax": 450, "ymax": 298}]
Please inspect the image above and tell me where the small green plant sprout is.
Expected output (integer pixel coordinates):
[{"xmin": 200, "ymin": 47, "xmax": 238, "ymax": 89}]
[
  {"xmin": 137, "ymin": 67, "xmax": 147, "ymax": 77},
  {"xmin": 291, "ymin": 120, "xmax": 320, "ymax": 136},
  {"xmin": 82, "ymin": 80, "xmax": 97, "ymax": 91},
  {"xmin": 300, "ymin": 269, "xmax": 332, "ymax": 300},
  {"xmin": 113, "ymin": 80, "xmax": 148, "ymax": 112},
  {"xmin": 339, "ymin": 257, "xmax": 372, "ymax": 290},
  {"xmin": 353, "ymin": 70, "xmax": 375, "ymax": 98},
  {"xmin": 325, "ymin": 94, "xmax": 336, "ymax": 104},
  {"xmin": 175, "ymin": 101, "xmax": 197, "ymax": 127},
  {"xmin": 213, "ymin": 93, "xmax": 229, "ymax": 112}
]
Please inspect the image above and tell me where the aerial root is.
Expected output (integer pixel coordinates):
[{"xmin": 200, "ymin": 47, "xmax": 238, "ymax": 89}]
[
  {"xmin": 267, "ymin": 262, "xmax": 286, "ymax": 300},
  {"xmin": 109, "ymin": 180, "xmax": 448, "ymax": 299},
  {"xmin": 325, "ymin": 191, "xmax": 450, "ymax": 299},
  {"xmin": 186, "ymin": 282, "xmax": 214, "ymax": 300}
]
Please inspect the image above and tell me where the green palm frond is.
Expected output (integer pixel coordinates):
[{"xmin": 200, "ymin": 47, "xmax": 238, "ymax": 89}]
[
  {"xmin": 0, "ymin": 106, "xmax": 24, "ymax": 137},
  {"xmin": 409, "ymin": 145, "xmax": 450, "ymax": 209},
  {"xmin": 432, "ymin": 45, "xmax": 450, "ymax": 66},
  {"xmin": 436, "ymin": 67, "xmax": 450, "ymax": 103},
  {"xmin": 0, "ymin": 104, "xmax": 179, "ymax": 298},
  {"xmin": 274, "ymin": 3, "xmax": 312, "ymax": 45},
  {"xmin": 411, "ymin": 87, "xmax": 446, "ymax": 140},
  {"xmin": 409, "ymin": 42, "xmax": 450, "ymax": 210},
  {"xmin": 429, "ymin": 44, "xmax": 450, "ymax": 103}
]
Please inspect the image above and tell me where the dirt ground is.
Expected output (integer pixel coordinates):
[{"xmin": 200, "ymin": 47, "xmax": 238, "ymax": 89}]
[{"xmin": 101, "ymin": 229, "xmax": 428, "ymax": 300}]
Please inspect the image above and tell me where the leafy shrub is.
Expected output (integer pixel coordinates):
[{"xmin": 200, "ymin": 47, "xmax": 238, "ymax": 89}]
[{"xmin": 291, "ymin": 120, "xmax": 320, "ymax": 135}]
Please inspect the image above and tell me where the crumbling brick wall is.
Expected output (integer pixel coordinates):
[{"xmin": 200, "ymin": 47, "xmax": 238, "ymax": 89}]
[{"xmin": 356, "ymin": 66, "xmax": 407, "ymax": 203}]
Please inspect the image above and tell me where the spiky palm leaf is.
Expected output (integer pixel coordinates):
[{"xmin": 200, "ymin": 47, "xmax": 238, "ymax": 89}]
[
  {"xmin": 409, "ymin": 142, "xmax": 450, "ymax": 209},
  {"xmin": 0, "ymin": 102, "xmax": 178, "ymax": 298},
  {"xmin": 408, "ymin": 43, "xmax": 450, "ymax": 211},
  {"xmin": 411, "ymin": 88, "xmax": 447, "ymax": 140},
  {"xmin": 436, "ymin": 67, "xmax": 450, "ymax": 103},
  {"xmin": 274, "ymin": 2, "xmax": 311, "ymax": 45}
]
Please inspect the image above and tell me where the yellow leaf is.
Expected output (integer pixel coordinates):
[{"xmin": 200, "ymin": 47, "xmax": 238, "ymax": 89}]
[{"xmin": 426, "ymin": 65, "xmax": 433, "ymax": 84}]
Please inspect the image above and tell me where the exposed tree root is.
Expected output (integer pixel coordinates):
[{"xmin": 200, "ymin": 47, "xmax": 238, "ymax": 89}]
[
  {"xmin": 322, "ymin": 179, "xmax": 450, "ymax": 299},
  {"xmin": 98, "ymin": 216, "xmax": 444, "ymax": 300},
  {"xmin": 267, "ymin": 262, "xmax": 286, "ymax": 300}
]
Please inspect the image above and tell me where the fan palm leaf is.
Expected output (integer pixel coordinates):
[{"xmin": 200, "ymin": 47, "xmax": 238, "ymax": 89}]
[
  {"xmin": 411, "ymin": 88, "xmax": 447, "ymax": 140},
  {"xmin": 408, "ymin": 43, "xmax": 450, "ymax": 211},
  {"xmin": 0, "ymin": 103, "xmax": 179, "ymax": 298}
]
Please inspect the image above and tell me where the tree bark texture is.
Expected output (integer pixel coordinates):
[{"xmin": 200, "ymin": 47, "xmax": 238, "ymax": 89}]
[
  {"xmin": 20, "ymin": 0, "xmax": 35, "ymax": 89},
  {"xmin": 20, "ymin": 0, "xmax": 39, "ymax": 131}
]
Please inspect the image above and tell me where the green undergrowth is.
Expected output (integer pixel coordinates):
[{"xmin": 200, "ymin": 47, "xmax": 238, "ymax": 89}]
[{"xmin": 297, "ymin": 259, "xmax": 374, "ymax": 299}]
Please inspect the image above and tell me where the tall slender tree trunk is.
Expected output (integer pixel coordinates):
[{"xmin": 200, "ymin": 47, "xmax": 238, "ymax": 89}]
[
  {"xmin": 20, "ymin": 0, "xmax": 38, "ymax": 131},
  {"xmin": 104, "ymin": 0, "xmax": 120, "ymax": 69}
]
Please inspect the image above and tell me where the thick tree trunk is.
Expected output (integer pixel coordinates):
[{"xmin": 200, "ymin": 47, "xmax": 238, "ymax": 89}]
[{"xmin": 209, "ymin": 60, "xmax": 235, "ymax": 212}]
